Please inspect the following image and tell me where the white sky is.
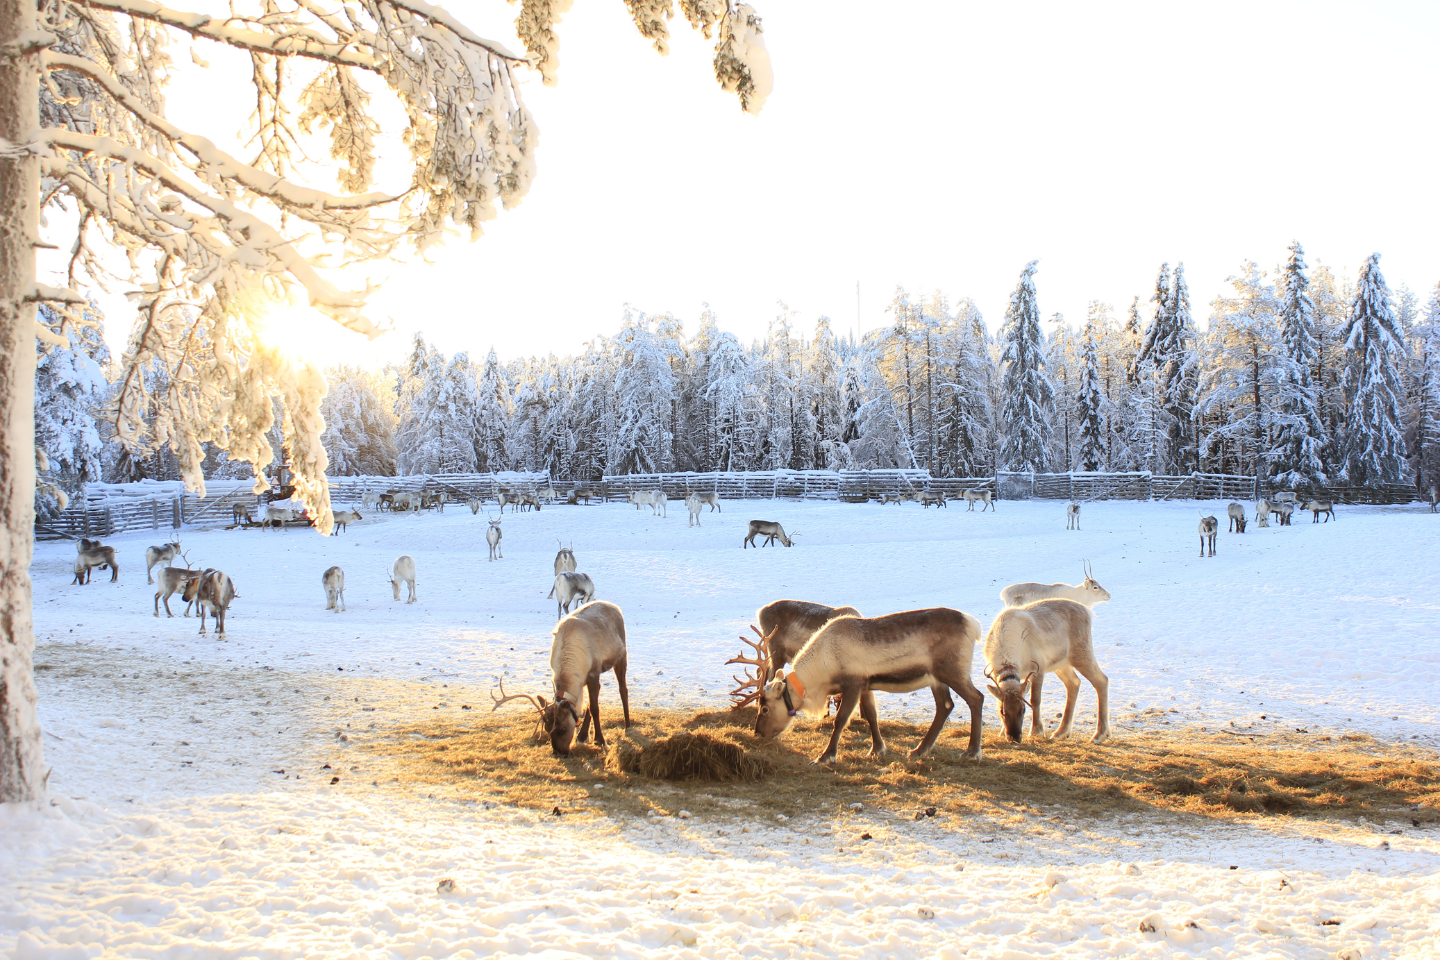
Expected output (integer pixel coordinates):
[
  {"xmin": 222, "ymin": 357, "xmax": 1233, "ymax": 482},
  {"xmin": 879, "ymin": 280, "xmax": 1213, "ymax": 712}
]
[{"xmin": 58, "ymin": 0, "xmax": 1440, "ymax": 366}]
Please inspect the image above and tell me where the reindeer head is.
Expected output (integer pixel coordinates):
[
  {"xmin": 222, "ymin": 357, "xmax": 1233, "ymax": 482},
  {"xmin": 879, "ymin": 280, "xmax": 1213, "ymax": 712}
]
[
  {"xmin": 985, "ymin": 664, "xmax": 1035, "ymax": 743},
  {"xmin": 541, "ymin": 697, "xmax": 584, "ymax": 756},
  {"xmin": 755, "ymin": 670, "xmax": 813, "ymax": 738},
  {"xmin": 1080, "ymin": 560, "xmax": 1111, "ymax": 604}
]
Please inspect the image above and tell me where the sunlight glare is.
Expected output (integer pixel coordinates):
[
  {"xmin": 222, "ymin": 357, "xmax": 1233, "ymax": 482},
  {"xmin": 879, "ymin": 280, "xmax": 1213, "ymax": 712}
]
[{"xmin": 252, "ymin": 307, "xmax": 343, "ymax": 366}]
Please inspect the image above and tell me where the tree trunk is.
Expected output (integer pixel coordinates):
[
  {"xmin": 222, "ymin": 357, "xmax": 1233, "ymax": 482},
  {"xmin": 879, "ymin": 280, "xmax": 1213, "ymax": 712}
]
[{"xmin": 0, "ymin": 0, "xmax": 44, "ymax": 802}]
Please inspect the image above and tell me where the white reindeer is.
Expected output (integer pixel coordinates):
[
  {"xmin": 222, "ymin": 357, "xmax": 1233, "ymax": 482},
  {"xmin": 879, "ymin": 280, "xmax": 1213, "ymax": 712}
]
[
  {"xmin": 685, "ymin": 493, "xmax": 703, "ymax": 527},
  {"xmin": 1199, "ymin": 515, "xmax": 1218, "ymax": 556},
  {"xmin": 388, "ymin": 555, "xmax": 417, "ymax": 603},
  {"xmin": 1065, "ymin": 502, "xmax": 1080, "ymax": 530},
  {"xmin": 361, "ymin": 492, "xmax": 381, "ymax": 511},
  {"xmin": 322, "ymin": 565, "xmax": 346, "ymax": 612},
  {"xmin": 1303, "ymin": 499, "xmax": 1336, "ymax": 523},
  {"xmin": 963, "ymin": 488, "xmax": 995, "ymax": 512},
  {"xmin": 331, "ymin": 509, "xmax": 362, "ymax": 534},
  {"xmin": 467, "ymin": 498, "xmax": 484, "ymax": 515},
  {"xmin": 695, "ymin": 491, "xmax": 722, "ymax": 512},
  {"xmin": 1429, "ymin": 484, "xmax": 1438, "ymax": 513},
  {"xmin": 1000, "ymin": 562, "xmax": 1111, "ymax": 608},
  {"xmin": 1255, "ymin": 500, "xmax": 1271, "ymax": 527},
  {"xmin": 550, "ymin": 571, "xmax": 596, "ymax": 619},
  {"xmin": 552, "ymin": 541, "xmax": 577, "ymax": 575},
  {"xmin": 983, "ymin": 598, "xmax": 1110, "ymax": 744},
  {"xmin": 491, "ymin": 601, "xmax": 632, "ymax": 756},
  {"xmin": 486, "ymin": 517, "xmax": 503, "ymax": 561},
  {"xmin": 153, "ymin": 566, "xmax": 203, "ymax": 617},
  {"xmin": 264, "ymin": 505, "xmax": 295, "ymax": 529},
  {"xmin": 1227, "ymin": 502, "xmax": 1247, "ymax": 533},
  {"xmin": 144, "ymin": 541, "xmax": 181, "ymax": 583},
  {"xmin": 1270, "ymin": 501, "xmax": 1294, "ymax": 526},
  {"xmin": 627, "ymin": 489, "xmax": 667, "ymax": 517}
]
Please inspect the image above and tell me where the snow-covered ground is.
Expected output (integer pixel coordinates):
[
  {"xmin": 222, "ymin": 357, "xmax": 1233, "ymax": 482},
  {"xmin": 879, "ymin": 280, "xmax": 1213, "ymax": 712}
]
[{"xmin": 5, "ymin": 497, "xmax": 1440, "ymax": 958}]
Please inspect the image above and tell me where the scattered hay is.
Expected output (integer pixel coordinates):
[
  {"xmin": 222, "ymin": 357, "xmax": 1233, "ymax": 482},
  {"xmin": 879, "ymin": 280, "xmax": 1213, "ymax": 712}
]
[{"xmin": 612, "ymin": 732, "xmax": 771, "ymax": 782}]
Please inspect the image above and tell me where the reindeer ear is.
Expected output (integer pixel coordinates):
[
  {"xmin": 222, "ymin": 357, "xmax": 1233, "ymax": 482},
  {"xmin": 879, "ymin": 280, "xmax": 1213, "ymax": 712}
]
[
  {"xmin": 537, "ymin": 695, "xmax": 548, "ymax": 708},
  {"xmin": 986, "ymin": 683, "xmax": 1003, "ymax": 699},
  {"xmin": 1020, "ymin": 677, "xmax": 1032, "ymax": 694}
]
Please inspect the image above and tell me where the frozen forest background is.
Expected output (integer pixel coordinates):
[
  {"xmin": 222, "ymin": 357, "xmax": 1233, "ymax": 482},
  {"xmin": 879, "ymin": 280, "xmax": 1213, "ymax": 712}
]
[{"xmin": 36, "ymin": 245, "xmax": 1440, "ymax": 512}]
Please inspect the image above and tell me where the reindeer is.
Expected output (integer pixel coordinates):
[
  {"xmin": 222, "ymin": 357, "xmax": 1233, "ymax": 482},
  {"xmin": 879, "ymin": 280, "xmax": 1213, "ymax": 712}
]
[
  {"xmin": 496, "ymin": 491, "xmax": 513, "ymax": 514},
  {"xmin": 322, "ymin": 565, "xmax": 346, "ymax": 613},
  {"xmin": 627, "ymin": 489, "xmax": 667, "ymax": 517},
  {"xmin": 553, "ymin": 541, "xmax": 577, "ymax": 575},
  {"xmin": 549, "ymin": 571, "xmax": 596, "ymax": 619},
  {"xmin": 1001, "ymin": 562, "xmax": 1111, "ymax": 608},
  {"xmin": 518, "ymin": 490, "xmax": 542, "ymax": 512},
  {"xmin": 685, "ymin": 493, "xmax": 703, "ymax": 527},
  {"xmin": 491, "ymin": 600, "xmax": 631, "ymax": 756},
  {"xmin": 144, "ymin": 541, "xmax": 181, "ymax": 583},
  {"xmin": 1066, "ymin": 501, "xmax": 1080, "ymax": 530},
  {"xmin": 879, "ymin": 493, "xmax": 906, "ymax": 505},
  {"xmin": 153, "ymin": 554, "xmax": 203, "ymax": 617},
  {"xmin": 919, "ymin": 490, "xmax": 947, "ymax": 509},
  {"xmin": 467, "ymin": 498, "xmax": 484, "ymax": 515},
  {"xmin": 755, "ymin": 607, "xmax": 985, "ymax": 764},
  {"xmin": 983, "ymin": 598, "xmax": 1110, "ymax": 744},
  {"xmin": 743, "ymin": 520, "xmax": 795, "ymax": 548},
  {"xmin": 1303, "ymin": 499, "xmax": 1335, "ymax": 523},
  {"xmin": 694, "ymin": 491, "xmax": 721, "ymax": 512},
  {"xmin": 962, "ymin": 488, "xmax": 995, "ymax": 512},
  {"xmin": 361, "ymin": 491, "xmax": 382, "ymax": 512},
  {"xmin": 264, "ymin": 505, "xmax": 295, "ymax": 529},
  {"xmin": 1255, "ymin": 500, "xmax": 1271, "ymax": 527},
  {"xmin": 231, "ymin": 502, "xmax": 252, "ymax": 526},
  {"xmin": 388, "ymin": 555, "xmax": 417, "ymax": 603},
  {"xmin": 183, "ymin": 569, "xmax": 236, "ymax": 636},
  {"xmin": 486, "ymin": 517, "xmax": 503, "ymax": 561},
  {"xmin": 1227, "ymin": 502, "xmax": 1247, "ymax": 533},
  {"xmin": 73, "ymin": 541, "xmax": 118, "ymax": 584},
  {"xmin": 1273, "ymin": 491, "xmax": 1298, "ymax": 504},
  {"xmin": 331, "ymin": 509, "xmax": 362, "ymax": 534},
  {"xmin": 1199, "ymin": 515, "xmax": 1218, "ymax": 556},
  {"xmin": 1429, "ymin": 484, "xmax": 1438, "ymax": 513},
  {"xmin": 1271, "ymin": 501, "xmax": 1294, "ymax": 526}
]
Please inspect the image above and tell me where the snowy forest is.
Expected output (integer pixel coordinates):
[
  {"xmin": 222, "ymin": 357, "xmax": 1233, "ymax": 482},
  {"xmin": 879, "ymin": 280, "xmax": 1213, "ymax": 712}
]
[{"xmin": 38, "ymin": 246, "xmax": 1440, "ymax": 507}]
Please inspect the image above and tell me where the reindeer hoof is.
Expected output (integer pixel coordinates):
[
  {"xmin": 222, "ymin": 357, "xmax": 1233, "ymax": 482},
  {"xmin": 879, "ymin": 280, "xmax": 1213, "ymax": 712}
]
[
  {"xmin": 1091, "ymin": 732, "xmax": 1110, "ymax": 745},
  {"xmin": 811, "ymin": 755, "xmax": 838, "ymax": 766},
  {"xmin": 963, "ymin": 748, "xmax": 982, "ymax": 762}
]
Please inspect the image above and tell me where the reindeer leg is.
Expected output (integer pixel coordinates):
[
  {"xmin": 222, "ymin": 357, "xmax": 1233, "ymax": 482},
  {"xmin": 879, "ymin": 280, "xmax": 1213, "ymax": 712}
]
[
  {"xmin": 860, "ymin": 691, "xmax": 886, "ymax": 757},
  {"xmin": 909, "ymin": 683, "xmax": 955, "ymax": 761},
  {"xmin": 1029, "ymin": 672, "xmax": 1046, "ymax": 740},
  {"xmin": 1051, "ymin": 665, "xmax": 1082, "ymax": 740},
  {"xmin": 1067, "ymin": 655, "xmax": 1111, "ymax": 743},
  {"xmin": 585, "ymin": 677, "xmax": 605, "ymax": 748},
  {"xmin": 615, "ymin": 657, "xmax": 631, "ymax": 729},
  {"xmin": 816, "ymin": 686, "xmax": 862, "ymax": 765}
]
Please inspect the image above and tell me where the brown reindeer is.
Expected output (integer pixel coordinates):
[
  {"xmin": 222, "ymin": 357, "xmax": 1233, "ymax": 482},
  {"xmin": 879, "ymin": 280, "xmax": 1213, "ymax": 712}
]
[
  {"xmin": 743, "ymin": 520, "xmax": 795, "ymax": 548},
  {"xmin": 73, "ymin": 542, "xmax": 118, "ymax": 584},
  {"xmin": 1198, "ymin": 515, "xmax": 1218, "ymax": 556},
  {"xmin": 755, "ymin": 607, "xmax": 984, "ymax": 764},
  {"xmin": 183, "ymin": 569, "xmax": 236, "ymax": 636}
]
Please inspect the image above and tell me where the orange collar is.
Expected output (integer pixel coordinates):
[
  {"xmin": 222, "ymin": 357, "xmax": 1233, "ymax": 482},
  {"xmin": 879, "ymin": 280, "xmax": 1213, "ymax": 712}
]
[{"xmin": 785, "ymin": 672, "xmax": 807, "ymax": 701}]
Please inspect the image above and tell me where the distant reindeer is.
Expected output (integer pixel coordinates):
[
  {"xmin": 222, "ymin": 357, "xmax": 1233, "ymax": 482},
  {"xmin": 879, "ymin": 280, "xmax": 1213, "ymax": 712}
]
[
  {"xmin": 744, "ymin": 520, "xmax": 794, "ymax": 548},
  {"xmin": 264, "ymin": 505, "xmax": 295, "ymax": 529},
  {"xmin": 550, "ymin": 571, "xmax": 596, "ymax": 619},
  {"xmin": 755, "ymin": 607, "xmax": 985, "ymax": 764},
  {"xmin": 1303, "ymin": 499, "xmax": 1335, "ymax": 523},
  {"xmin": 1000, "ymin": 561, "xmax": 1111, "ymax": 608},
  {"xmin": 1065, "ymin": 501, "xmax": 1080, "ymax": 530},
  {"xmin": 962, "ymin": 488, "xmax": 995, "ymax": 512},
  {"xmin": 144, "ymin": 541, "xmax": 181, "ymax": 583},
  {"xmin": 627, "ymin": 489, "xmax": 667, "ymax": 517},
  {"xmin": 1226, "ymin": 502, "xmax": 1247, "ymax": 533},
  {"xmin": 322, "ymin": 565, "xmax": 346, "ymax": 613},
  {"xmin": 153, "ymin": 562, "xmax": 203, "ymax": 617},
  {"xmin": 491, "ymin": 600, "xmax": 632, "ymax": 756},
  {"xmin": 231, "ymin": 502, "xmax": 252, "ymax": 526},
  {"xmin": 1255, "ymin": 499, "xmax": 1270, "ymax": 527},
  {"xmin": 1271, "ymin": 501, "xmax": 1294, "ymax": 526},
  {"xmin": 553, "ymin": 541, "xmax": 577, "ymax": 575},
  {"xmin": 685, "ymin": 493, "xmax": 703, "ymax": 526},
  {"xmin": 183, "ymin": 569, "xmax": 236, "ymax": 636},
  {"xmin": 388, "ymin": 555, "xmax": 418, "ymax": 603},
  {"xmin": 361, "ymin": 491, "xmax": 381, "ymax": 511},
  {"xmin": 467, "ymin": 498, "xmax": 484, "ymax": 514},
  {"xmin": 983, "ymin": 598, "xmax": 1110, "ymax": 744},
  {"xmin": 879, "ymin": 493, "xmax": 906, "ymax": 505},
  {"xmin": 330, "ymin": 509, "xmax": 362, "ymax": 534},
  {"xmin": 1429, "ymin": 484, "xmax": 1438, "ymax": 513},
  {"xmin": 1199, "ymin": 515, "xmax": 1218, "ymax": 556},
  {"xmin": 486, "ymin": 517, "xmax": 503, "ymax": 561},
  {"xmin": 73, "ymin": 542, "xmax": 118, "ymax": 584},
  {"xmin": 694, "ymin": 491, "xmax": 721, "ymax": 512},
  {"xmin": 919, "ymin": 490, "xmax": 947, "ymax": 509},
  {"xmin": 1273, "ymin": 491, "xmax": 1298, "ymax": 504}
]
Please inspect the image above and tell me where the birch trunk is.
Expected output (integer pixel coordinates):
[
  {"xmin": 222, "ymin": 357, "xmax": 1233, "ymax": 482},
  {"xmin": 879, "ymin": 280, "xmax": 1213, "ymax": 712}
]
[{"xmin": 0, "ymin": 0, "xmax": 44, "ymax": 802}]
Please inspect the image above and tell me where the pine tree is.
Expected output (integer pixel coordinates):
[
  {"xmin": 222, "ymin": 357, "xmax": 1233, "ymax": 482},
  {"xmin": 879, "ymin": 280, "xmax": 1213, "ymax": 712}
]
[
  {"xmin": 1413, "ymin": 283, "xmax": 1440, "ymax": 489},
  {"xmin": 1341, "ymin": 253, "xmax": 1409, "ymax": 485},
  {"xmin": 998, "ymin": 261, "xmax": 1055, "ymax": 471},
  {"xmin": 474, "ymin": 349, "xmax": 512, "ymax": 473},
  {"xmin": 1138, "ymin": 262, "xmax": 1199, "ymax": 473},
  {"xmin": 1075, "ymin": 314, "xmax": 1105, "ymax": 472},
  {"xmin": 1272, "ymin": 241, "xmax": 1327, "ymax": 486},
  {"xmin": 34, "ymin": 306, "xmax": 110, "ymax": 515}
]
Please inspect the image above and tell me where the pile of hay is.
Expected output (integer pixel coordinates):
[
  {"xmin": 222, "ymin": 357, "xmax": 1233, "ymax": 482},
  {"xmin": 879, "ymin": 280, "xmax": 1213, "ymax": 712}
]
[{"xmin": 611, "ymin": 732, "xmax": 771, "ymax": 782}]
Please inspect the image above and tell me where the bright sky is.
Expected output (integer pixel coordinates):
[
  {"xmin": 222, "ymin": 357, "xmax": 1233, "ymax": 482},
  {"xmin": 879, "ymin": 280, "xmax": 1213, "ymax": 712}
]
[{"xmin": 60, "ymin": 0, "xmax": 1440, "ymax": 366}]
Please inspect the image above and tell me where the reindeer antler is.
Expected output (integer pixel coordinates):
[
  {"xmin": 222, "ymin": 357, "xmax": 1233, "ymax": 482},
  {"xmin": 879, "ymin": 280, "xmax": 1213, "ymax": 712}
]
[
  {"xmin": 490, "ymin": 678, "xmax": 545, "ymax": 713},
  {"xmin": 726, "ymin": 625, "xmax": 776, "ymax": 709}
]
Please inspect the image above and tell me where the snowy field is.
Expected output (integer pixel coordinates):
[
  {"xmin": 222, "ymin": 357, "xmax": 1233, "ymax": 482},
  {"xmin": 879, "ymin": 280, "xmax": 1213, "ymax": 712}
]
[{"xmin": 5, "ymin": 497, "xmax": 1440, "ymax": 958}]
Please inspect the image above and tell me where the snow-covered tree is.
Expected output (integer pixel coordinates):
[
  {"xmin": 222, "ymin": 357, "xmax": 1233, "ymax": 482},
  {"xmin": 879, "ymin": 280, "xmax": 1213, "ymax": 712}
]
[
  {"xmin": 1137, "ymin": 263, "xmax": 1199, "ymax": 473},
  {"xmin": 320, "ymin": 368, "xmax": 397, "ymax": 476},
  {"xmin": 34, "ymin": 305, "xmax": 109, "ymax": 515},
  {"xmin": 1271, "ymin": 241, "xmax": 1327, "ymax": 487},
  {"xmin": 1413, "ymin": 283, "xmax": 1440, "ymax": 489},
  {"xmin": 1075, "ymin": 313, "xmax": 1105, "ymax": 472},
  {"xmin": 998, "ymin": 261, "xmax": 1054, "ymax": 471},
  {"xmin": 1341, "ymin": 253, "xmax": 1409, "ymax": 486}
]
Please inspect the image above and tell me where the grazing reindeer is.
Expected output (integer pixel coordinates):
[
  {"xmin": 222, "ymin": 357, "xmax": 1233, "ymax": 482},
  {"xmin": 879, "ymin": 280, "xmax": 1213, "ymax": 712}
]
[
  {"xmin": 627, "ymin": 489, "xmax": 667, "ymax": 517},
  {"xmin": 73, "ymin": 542, "xmax": 118, "ymax": 584},
  {"xmin": 486, "ymin": 517, "xmax": 503, "ymax": 561},
  {"xmin": 264, "ymin": 505, "xmax": 295, "ymax": 529},
  {"xmin": 154, "ymin": 565, "xmax": 203, "ymax": 617},
  {"xmin": 491, "ymin": 601, "xmax": 632, "ymax": 756},
  {"xmin": 322, "ymin": 565, "xmax": 346, "ymax": 613},
  {"xmin": 962, "ymin": 488, "xmax": 995, "ymax": 512},
  {"xmin": 743, "ymin": 520, "xmax": 795, "ymax": 548},
  {"xmin": 1001, "ymin": 562, "xmax": 1111, "ymax": 608},
  {"xmin": 1429, "ymin": 484, "xmax": 1438, "ymax": 513},
  {"xmin": 553, "ymin": 541, "xmax": 577, "ymax": 575},
  {"xmin": 1199, "ymin": 515, "xmax": 1218, "ymax": 556},
  {"xmin": 388, "ymin": 555, "xmax": 418, "ymax": 603},
  {"xmin": 330, "ymin": 509, "xmax": 362, "ymax": 534},
  {"xmin": 755, "ymin": 607, "xmax": 985, "ymax": 764},
  {"xmin": 983, "ymin": 598, "xmax": 1110, "ymax": 744},
  {"xmin": 361, "ymin": 491, "xmax": 381, "ymax": 511},
  {"xmin": 695, "ymin": 491, "xmax": 721, "ymax": 512},
  {"xmin": 1227, "ymin": 502, "xmax": 1247, "ymax": 533},
  {"xmin": 1255, "ymin": 500, "xmax": 1270, "ymax": 527},
  {"xmin": 549, "ymin": 571, "xmax": 596, "ymax": 619},
  {"xmin": 1303, "ymin": 499, "xmax": 1335, "ymax": 523},
  {"xmin": 685, "ymin": 493, "xmax": 703, "ymax": 526},
  {"xmin": 183, "ymin": 569, "xmax": 236, "ymax": 636},
  {"xmin": 144, "ymin": 541, "xmax": 181, "ymax": 583},
  {"xmin": 1066, "ymin": 502, "xmax": 1080, "ymax": 530},
  {"xmin": 745, "ymin": 599, "xmax": 879, "ymax": 741},
  {"xmin": 1273, "ymin": 491, "xmax": 1298, "ymax": 504},
  {"xmin": 467, "ymin": 498, "xmax": 484, "ymax": 515},
  {"xmin": 919, "ymin": 490, "xmax": 947, "ymax": 508},
  {"xmin": 231, "ymin": 502, "xmax": 252, "ymax": 526},
  {"xmin": 879, "ymin": 493, "xmax": 906, "ymax": 505},
  {"xmin": 1271, "ymin": 501, "xmax": 1294, "ymax": 526}
]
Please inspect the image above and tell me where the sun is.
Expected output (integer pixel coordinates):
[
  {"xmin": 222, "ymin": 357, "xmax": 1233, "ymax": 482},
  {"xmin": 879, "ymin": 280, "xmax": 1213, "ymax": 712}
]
[{"xmin": 251, "ymin": 306, "xmax": 345, "ymax": 366}]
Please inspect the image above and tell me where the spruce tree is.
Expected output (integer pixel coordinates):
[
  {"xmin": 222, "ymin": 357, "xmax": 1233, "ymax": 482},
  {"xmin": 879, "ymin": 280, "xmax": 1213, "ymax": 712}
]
[
  {"xmin": 1075, "ymin": 319, "xmax": 1105, "ymax": 471},
  {"xmin": 998, "ymin": 261, "xmax": 1055, "ymax": 471},
  {"xmin": 1341, "ymin": 253, "xmax": 1409, "ymax": 485},
  {"xmin": 1138, "ymin": 262, "xmax": 1199, "ymax": 473},
  {"xmin": 1273, "ymin": 241, "xmax": 1327, "ymax": 486}
]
